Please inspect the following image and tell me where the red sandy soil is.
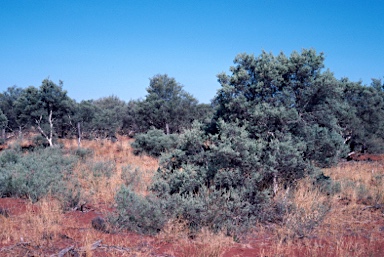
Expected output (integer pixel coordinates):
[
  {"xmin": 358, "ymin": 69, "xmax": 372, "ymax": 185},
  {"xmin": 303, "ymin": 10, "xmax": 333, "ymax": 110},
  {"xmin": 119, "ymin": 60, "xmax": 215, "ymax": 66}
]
[
  {"xmin": 2, "ymin": 197, "xmax": 384, "ymax": 257},
  {"xmin": 348, "ymin": 153, "xmax": 384, "ymax": 162}
]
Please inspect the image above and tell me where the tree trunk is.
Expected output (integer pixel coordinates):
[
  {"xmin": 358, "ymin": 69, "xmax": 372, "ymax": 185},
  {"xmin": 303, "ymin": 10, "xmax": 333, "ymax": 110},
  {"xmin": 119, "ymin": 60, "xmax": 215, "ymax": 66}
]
[
  {"xmin": 273, "ymin": 174, "xmax": 278, "ymax": 196},
  {"xmin": 1, "ymin": 128, "xmax": 5, "ymax": 142},
  {"xmin": 77, "ymin": 122, "xmax": 81, "ymax": 147},
  {"xmin": 165, "ymin": 123, "xmax": 170, "ymax": 135},
  {"xmin": 35, "ymin": 110, "xmax": 54, "ymax": 147}
]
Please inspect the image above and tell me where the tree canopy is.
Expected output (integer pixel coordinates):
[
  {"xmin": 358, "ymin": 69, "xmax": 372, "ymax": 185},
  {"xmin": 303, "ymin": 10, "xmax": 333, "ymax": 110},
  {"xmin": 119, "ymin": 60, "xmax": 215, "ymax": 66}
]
[{"xmin": 134, "ymin": 74, "xmax": 211, "ymax": 134}]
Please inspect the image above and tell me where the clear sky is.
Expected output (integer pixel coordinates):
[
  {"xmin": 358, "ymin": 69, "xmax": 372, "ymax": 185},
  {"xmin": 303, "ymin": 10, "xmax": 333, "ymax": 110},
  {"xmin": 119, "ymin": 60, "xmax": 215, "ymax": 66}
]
[{"xmin": 1, "ymin": 0, "xmax": 383, "ymax": 103}]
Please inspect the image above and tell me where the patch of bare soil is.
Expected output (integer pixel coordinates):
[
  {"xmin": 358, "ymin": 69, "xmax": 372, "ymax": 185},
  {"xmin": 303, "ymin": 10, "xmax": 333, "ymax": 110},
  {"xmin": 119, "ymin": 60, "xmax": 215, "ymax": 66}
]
[
  {"xmin": 0, "ymin": 198, "xmax": 166, "ymax": 256},
  {"xmin": 348, "ymin": 153, "xmax": 384, "ymax": 162}
]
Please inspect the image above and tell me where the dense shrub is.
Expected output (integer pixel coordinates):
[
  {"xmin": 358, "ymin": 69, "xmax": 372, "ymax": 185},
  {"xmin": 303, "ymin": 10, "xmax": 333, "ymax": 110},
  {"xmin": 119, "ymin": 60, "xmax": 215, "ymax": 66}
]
[
  {"xmin": 73, "ymin": 147, "xmax": 94, "ymax": 160},
  {"xmin": 131, "ymin": 128, "xmax": 178, "ymax": 157},
  {"xmin": 0, "ymin": 147, "xmax": 81, "ymax": 209},
  {"xmin": 32, "ymin": 134, "xmax": 51, "ymax": 148},
  {"xmin": 109, "ymin": 186, "xmax": 166, "ymax": 235},
  {"xmin": 146, "ymin": 121, "xmax": 313, "ymax": 233}
]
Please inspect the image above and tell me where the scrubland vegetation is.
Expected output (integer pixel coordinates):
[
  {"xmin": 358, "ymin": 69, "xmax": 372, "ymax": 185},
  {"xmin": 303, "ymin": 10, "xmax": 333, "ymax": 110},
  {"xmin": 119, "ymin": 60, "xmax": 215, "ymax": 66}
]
[{"xmin": 1, "ymin": 49, "xmax": 384, "ymax": 256}]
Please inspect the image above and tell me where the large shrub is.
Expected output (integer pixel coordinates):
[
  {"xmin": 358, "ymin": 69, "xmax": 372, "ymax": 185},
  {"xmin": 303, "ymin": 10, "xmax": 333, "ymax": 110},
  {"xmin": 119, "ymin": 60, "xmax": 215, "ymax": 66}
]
[{"xmin": 147, "ymin": 121, "xmax": 314, "ymax": 233}]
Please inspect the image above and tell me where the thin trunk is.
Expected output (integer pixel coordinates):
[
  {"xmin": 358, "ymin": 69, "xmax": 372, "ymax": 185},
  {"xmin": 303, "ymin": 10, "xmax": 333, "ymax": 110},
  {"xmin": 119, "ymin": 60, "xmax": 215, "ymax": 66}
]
[
  {"xmin": 1, "ymin": 128, "xmax": 5, "ymax": 142},
  {"xmin": 77, "ymin": 122, "xmax": 81, "ymax": 147},
  {"xmin": 48, "ymin": 109, "xmax": 53, "ymax": 146},
  {"xmin": 273, "ymin": 174, "xmax": 278, "ymax": 196},
  {"xmin": 165, "ymin": 123, "xmax": 170, "ymax": 135},
  {"xmin": 18, "ymin": 126, "xmax": 22, "ymax": 139},
  {"xmin": 35, "ymin": 110, "xmax": 54, "ymax": 147}
]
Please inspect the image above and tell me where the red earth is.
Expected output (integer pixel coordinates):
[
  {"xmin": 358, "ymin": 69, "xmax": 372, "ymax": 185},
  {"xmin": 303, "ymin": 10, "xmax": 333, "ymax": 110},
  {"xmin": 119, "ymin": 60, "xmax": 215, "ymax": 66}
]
[{"xmin": 1, "ymin": 196, "xmax": 384, "ymax": 257}]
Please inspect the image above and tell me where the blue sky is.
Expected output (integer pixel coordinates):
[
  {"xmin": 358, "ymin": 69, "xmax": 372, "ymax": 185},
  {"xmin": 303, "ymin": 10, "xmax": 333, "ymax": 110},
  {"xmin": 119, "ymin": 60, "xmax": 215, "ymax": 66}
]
[{"xmin": 0, "ymin": 1, "xmax": 383, "ymax": 103}]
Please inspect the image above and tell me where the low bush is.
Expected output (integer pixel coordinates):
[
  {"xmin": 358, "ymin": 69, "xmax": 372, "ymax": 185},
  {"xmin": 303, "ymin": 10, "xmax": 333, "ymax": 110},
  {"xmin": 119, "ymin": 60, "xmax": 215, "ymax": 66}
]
[
  {"xmin": 109, "ymin": 185, "xmax": 166, "ymax": 235},
  {"xmin": 32, "ymin": 134, "xmax": 50, "ymax": 148},
  {"xmin": 73, "ymin": 147, "xmax": 94, "ymax": 160},
  {"xmin": 0, "ymin": 147, "xmax": 82, "ymax": 209}
]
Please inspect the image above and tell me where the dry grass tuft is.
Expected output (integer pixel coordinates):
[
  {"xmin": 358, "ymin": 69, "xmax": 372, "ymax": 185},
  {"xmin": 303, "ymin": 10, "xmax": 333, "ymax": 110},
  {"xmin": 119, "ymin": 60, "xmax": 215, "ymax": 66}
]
[
  {"xmin": 158, "ymin": 219, "xmax": 234, "ymax": 257},
  {"xmin": 178, "ymin": 228, "xmax": 234, "ymax": 257},
  {"xmin": 0, "ymin": 197, "xmax": 63, "ymax": 246},
  {"xmin": 157, "ymin": 218, "xmax": 190, "ymax": 243},
  {"xmin": 257, "ymin": 160, "xmax": 384, "ymax": 256}
]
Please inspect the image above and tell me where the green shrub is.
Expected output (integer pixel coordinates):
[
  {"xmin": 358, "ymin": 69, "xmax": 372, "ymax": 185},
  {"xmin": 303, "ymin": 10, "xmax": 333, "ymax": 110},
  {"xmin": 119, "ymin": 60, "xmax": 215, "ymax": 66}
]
[
  {"xmin": 73, "ymin": 147, "xmax": 93, "ymax": 160},
  {"xmin": 131, "ymin": 128, "xmax": 178, "ymax": 157},
  {"xmin": 0, "ymin": 149, "xmax": 19, "ymax": 166},
  {"xmin": 109, "ymin": 186, "xmax": 166, "ymax": 235},
  {"xmin": 148, "ymin": 121, "xmax": 313, "ymax": 233},
  {"xmin": 32, "ymin": 134, "xmax": 50, "ymax": 148},
  {"xmin": 0, "ymin": 147, "xmax": 82, "ymax": 209}
]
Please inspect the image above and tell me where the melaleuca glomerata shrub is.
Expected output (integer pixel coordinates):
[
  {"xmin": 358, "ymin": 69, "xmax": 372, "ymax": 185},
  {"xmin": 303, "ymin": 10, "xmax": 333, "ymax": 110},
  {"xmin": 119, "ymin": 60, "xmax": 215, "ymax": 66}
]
[{"xmin": 147, "ymin": 121, "xmax": 313, "ymax": 233}]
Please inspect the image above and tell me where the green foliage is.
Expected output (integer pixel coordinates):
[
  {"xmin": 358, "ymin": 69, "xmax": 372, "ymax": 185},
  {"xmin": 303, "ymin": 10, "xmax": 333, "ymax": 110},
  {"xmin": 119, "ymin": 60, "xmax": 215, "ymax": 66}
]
[
  {"xmin": 149, "ymin": 120, "xmax": 313, "ymax": 232},
  {"xmin": 32, "ymin": 134, "xmax": 50, "ymax": 148},
  {"xmin": 92, "ymin": 95, "xmax": 128, "ymax": 139},
  {"xmin": 214, "ymin": 49, "xmax": 349, "ymax": 167},
  {"xmin": 133, "ymin": 74, "xmax": 213, "ymax": 134},
  {"xmin": 14, "ymin": 80, "xmax": 75, "ymax": 146},
  {"xmin": 342, "ymin": 78, "xmax": 384, "ymax": 153},
  {"xmin": 131, "ymin": 128, "xmax": 178, "ymax": 157},
  {"xmin": 0, "ymin": 86, "xmax": 23, "ymax": 132},
  {"xmin": 0, "ymin": 149, "xmax": 19, "ymax": 167},
  {"xmin": 146, "ymin": 49, "xmax": 362, "ymax": 233},
  {"xmin": 109, "ymin": 186, "xmax": 166, "ymax": 235},
  {"xmin": 0, "ymin": 109, "xmax": 8, "ymax": 130},
  {"xmin": 0, "ymin": 147, "xmax": 81, "ymax": 209},
  {"xmin": 73, "ymin": 147, "xmax": 94, "ymax": 160}
]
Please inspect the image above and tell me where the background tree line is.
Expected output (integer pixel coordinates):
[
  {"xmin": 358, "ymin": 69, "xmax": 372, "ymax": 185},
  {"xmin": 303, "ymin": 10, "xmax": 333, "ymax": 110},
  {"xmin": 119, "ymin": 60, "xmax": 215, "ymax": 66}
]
[{"xmin": 0, "ymin": 75, "xmax": 213, "ymax": 146}]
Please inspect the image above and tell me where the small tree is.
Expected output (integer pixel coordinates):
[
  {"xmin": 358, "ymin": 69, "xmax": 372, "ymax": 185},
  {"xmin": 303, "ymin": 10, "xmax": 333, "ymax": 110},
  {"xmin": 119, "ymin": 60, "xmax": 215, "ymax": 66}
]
[
  {"xmin": 15, "ymin": 80, "xmax": 73, "ymax": 147},
  {"xmin": 135, "ymin": 74, "xmax": 202, "ymax": 134},
  {"xmin": 92, "ymin": 95, "xmax": 127, "ymax": 140}
]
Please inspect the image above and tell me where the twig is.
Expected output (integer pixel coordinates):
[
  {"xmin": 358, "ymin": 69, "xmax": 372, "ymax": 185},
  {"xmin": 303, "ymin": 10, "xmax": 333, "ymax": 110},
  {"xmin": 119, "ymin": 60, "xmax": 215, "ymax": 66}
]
[
  {"xmin": 78, "ymin": 239, "xmax": 103, "ymax": 252},
  {"xmin": 0, "ymin": 242, "xmax": 31, "ymax": 252},
  {"xmin": 99, "ymin": 244, "xmax": 131, "ymax": 252},
  {"xmin": 362, "ymin": 204, "xmax": 382, "ymax": 211},
  {"xmin": 50, "ymin": 245, "xmax": 74, "ymax": 257}
]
